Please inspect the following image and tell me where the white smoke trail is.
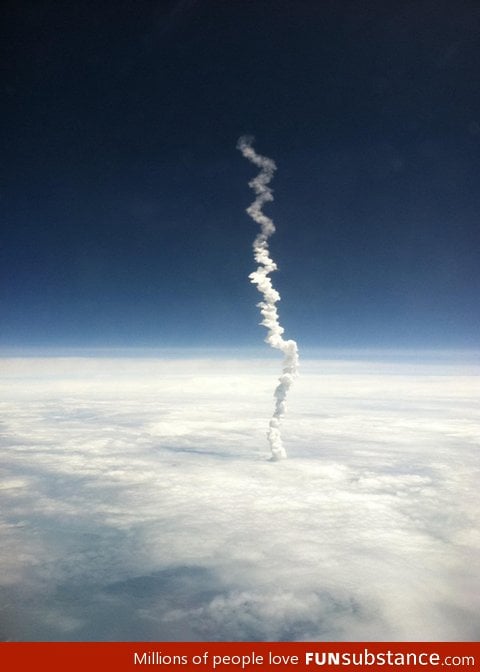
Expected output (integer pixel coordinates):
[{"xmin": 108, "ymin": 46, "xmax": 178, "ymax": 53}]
[{"xmin": 237, "ymin": 135, "xmax": 299, "ymax": 461}]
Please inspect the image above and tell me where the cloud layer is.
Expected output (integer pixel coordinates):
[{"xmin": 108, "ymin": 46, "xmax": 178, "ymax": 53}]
[{"xmin": 0, "ymin": 354, "xmax": 479, "ymax": 641}]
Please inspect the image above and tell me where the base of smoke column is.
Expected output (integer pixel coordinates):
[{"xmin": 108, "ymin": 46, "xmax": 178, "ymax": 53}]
[
  {"xmin": 267, "ymin": 453, "xmax": 287, "ymax": 462},
  {"xmin": 267, "ymin": 421, "xmax": 287, "ymax": 461},
  {"xmin": 269, "ymin": 450, "xmax": 287, "ymax": 462}
]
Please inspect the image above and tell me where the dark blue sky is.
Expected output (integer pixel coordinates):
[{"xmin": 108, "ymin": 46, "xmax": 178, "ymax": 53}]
[{"xmin": 2, "ymin": 0, "xmax": 479, "ymax": 349}]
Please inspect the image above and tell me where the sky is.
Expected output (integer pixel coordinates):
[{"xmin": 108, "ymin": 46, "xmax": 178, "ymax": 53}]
[
  {"xmin": 1, "ymin": 356, "xmax": 479, "ymax": 641},
  {"xmin": 2, "ymin": 0, "xmax": 480, "ymax": 350}
]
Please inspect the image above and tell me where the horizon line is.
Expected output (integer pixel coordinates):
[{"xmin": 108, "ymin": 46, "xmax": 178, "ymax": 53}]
[{"xmin": 1, "ymin": 345, "xmax": 479, "ymax": 362}]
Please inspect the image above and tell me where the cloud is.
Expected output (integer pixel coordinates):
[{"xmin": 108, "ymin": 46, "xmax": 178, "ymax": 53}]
[{"xmin": 0, "ymin": 354, "xmax": 479, "ymax": 640}]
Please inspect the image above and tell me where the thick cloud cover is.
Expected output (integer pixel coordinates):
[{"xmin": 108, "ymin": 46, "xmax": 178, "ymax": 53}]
[{"xmin": 0, "ymin": 354, "xmax": 479, "ymax": 641}]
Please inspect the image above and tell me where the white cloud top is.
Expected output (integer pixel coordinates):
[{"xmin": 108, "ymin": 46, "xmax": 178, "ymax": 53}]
[{"xmin": 0, "ymin": 354, "xmax": 479, "ymax": 641}]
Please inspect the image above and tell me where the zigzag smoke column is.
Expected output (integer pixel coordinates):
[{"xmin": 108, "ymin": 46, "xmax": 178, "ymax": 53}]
[{"xmin": 237, "ymin": 136, "xmax": 299, "ymax": 461}]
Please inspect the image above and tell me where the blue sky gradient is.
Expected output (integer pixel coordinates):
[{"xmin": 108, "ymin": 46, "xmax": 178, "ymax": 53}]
[{"xmin": 1, "ymin": 1, "xmax": 479, "ymax": 349}]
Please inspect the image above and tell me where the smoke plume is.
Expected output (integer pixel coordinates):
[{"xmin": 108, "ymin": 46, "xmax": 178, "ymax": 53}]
[{"xmin": 237, "ymin": 135, "xmax": 299, "ymax": 460}]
